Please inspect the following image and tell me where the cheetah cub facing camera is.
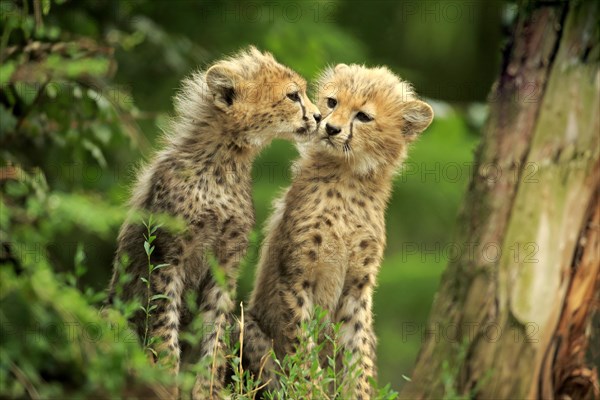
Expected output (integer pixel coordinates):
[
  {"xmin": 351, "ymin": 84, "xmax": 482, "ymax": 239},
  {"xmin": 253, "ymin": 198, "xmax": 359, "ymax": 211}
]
[
  {"xmin": 243, "ymin": 64, "xmax": 433, "ymax": 399},
  {"xmin": 106, "ymin": 47, "xmax": 320, "ymax": 399}
]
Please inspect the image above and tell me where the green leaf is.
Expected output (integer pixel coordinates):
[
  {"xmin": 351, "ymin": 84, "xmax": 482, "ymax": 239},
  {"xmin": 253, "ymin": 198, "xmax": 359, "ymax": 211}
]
[
  {"xmin": 150, "ymin": 294, "xmax": 170, "ymax": 302},
  {"xmin": 0, "ymin": 104, "xmax": 18, "ymax": 134},
  {"xmin": 5, "ymin": 181, "xmax": 28, "ymax": 197},
  {"xmin": 82, "ymin": 139, "xmax": 108, "ymax": 168},
  {"xmin": 152, "ymin": 263, "xmax": 169, "ymax": 271},
  {"xmin": 143, "ymin": 241, "xmax": 152, "ymax": 256},
  {"xmin": 140, "ymin": 277, "xmax": 148, "ymax": 284},
  {"xmin": 74, "ymin": 243, "xmax": 86, "ymax": 277},
  {"xmin": 45, "ymin": 55, "xmax": 110, "ymax": 79},
  {"xmin": 18, "ymin": 83, "xmax": 39, "ymax": 106},
  {"xmin": 207, "ymin": 251, "xmax": 226, "ymax": 289},
  {"xmin": 92, "ymin": 124, "xmax": 112, "ymax": 145},
  {"xmin": 0, "ymin": 61, "xmax": 16, "ymax": 86},
  {"xmin": 41, "ymin": 0, "xmax": 51, "ymax": 15}
]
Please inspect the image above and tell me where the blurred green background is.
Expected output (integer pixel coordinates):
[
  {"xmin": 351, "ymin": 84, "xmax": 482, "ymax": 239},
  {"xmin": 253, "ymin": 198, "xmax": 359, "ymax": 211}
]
[{"xmin": 1, "ymin": 0, "xmax": 509, "ymax": 395}]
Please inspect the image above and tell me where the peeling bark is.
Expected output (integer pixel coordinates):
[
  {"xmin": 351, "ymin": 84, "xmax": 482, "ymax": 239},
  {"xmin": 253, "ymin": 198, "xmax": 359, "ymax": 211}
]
[
  {"xmin": 547, "ymin": 192, "xmax": 600, "ymax": 399},
  {"xmin": 400, "ymin": 1, "xmax": 600, "ymax": 399}
]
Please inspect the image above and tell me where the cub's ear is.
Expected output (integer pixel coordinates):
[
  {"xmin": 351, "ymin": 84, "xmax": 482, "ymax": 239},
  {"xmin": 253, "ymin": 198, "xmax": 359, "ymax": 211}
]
[
  {"xmin": 335, "ymin": 63, "xmax": 349, "ymax": 73},
  {"xmin": 206, "ymin": 65, "xmax": 238, "ymax": 110},
  {"xmin": 401, "ymin": 100, "xmax": 433, "ymax": 139}
]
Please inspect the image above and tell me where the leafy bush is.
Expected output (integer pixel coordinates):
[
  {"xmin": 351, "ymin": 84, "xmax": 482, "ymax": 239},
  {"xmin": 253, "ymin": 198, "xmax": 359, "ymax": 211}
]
[{"xmin": 1, "ymin": 0, "xmax": 163, "ymax": 397}]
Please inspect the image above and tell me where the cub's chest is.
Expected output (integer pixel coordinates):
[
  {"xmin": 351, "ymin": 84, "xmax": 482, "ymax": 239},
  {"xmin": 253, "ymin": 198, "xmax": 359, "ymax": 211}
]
[{"xmin": 320, "ymin": 196, "xmax": 384, "ymax": 237}]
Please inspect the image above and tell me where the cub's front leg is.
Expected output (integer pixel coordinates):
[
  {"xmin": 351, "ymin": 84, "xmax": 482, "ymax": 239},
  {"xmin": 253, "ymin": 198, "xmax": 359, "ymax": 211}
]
[
  {"xmin": 335, "ymin": 238, "xmax": 381, "ymax": 400},
  {"xmin": 337, "ymin": 293, "xmax": 377, "ymax": 399},
  {"xmin": 277, "ymin": 235, "xmax": 345, "ymax": 396},
  {"xmin": 193, "ymin": 218, "xmax": 249, "ymax": 400},
  {"xmin": 336, "ymin": 275, "xmax": 377, "ymax": 400}
]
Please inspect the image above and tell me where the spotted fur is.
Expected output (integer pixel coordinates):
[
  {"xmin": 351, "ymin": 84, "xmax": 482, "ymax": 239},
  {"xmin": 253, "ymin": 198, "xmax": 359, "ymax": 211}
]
[
  {"xmin": 106, "ymin": 46, "xmax": 319, "ymax": 399},
  {"xmin": 243, "ymin": 64, "xmax": 433, "ymax": 399}
]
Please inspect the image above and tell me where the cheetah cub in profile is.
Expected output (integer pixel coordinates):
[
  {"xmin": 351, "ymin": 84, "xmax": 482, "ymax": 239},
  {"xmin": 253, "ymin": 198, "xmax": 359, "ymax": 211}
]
[
  {"xmin": 106, "ymin": 47, "xmax": 320, "ymax": 399},
  {"xmin": 243, "ymin": 64, "xmax": 433, "ymax": 399}
]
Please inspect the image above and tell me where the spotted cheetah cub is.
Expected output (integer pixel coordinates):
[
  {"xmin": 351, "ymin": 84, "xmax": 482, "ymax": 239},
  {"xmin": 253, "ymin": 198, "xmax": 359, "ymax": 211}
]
[
  {"xmin": 243, "ymin": 64, "xmax": 433, "ymax": 398},
  {"xmin": 106, "ymin": 47, "xmax": 320, "ymax": 399}
]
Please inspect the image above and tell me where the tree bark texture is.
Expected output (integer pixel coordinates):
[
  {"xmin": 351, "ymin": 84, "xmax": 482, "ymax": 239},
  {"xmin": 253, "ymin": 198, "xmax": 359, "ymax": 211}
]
[{"xmin": 400, "ymin": 0, "xmax": 599, "ymax": 399}]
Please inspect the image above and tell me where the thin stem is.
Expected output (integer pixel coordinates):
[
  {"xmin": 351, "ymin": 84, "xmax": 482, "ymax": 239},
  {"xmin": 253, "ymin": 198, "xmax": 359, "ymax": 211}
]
[
  {"xmin": 33, "ymin": 0, "xmax": 43, "ymax": 32},
  {"xmin": 142, "ymin": 218, "xmax": 152, "ymax": 351},
  {"xmin": 239, "ymin": 302, "xmax": 244, "ymax": 397}
]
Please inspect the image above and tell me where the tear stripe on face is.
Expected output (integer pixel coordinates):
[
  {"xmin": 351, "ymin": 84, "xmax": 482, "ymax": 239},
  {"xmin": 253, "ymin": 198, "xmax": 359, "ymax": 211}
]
[
  {"xmin": 299, "ymin": 96, "xmax": 307, "ymax": 120},
  {"xmin": 347, "ymin": 119, "xmax": 354, "ymax": 143}
]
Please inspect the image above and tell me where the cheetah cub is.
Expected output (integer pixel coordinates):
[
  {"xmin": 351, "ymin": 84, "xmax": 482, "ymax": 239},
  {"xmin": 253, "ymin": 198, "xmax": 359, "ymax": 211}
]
[
  {"xmin": 106, "ymin": 47, "xmax": 320, "ymax": 399},
  {"xmin": 243, "ymin": 64, "xmax": 433, "ymax": 399}
]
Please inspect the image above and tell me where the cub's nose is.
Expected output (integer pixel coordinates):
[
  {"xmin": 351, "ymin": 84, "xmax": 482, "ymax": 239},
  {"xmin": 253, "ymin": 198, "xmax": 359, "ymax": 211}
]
[
  {"xmin": 325, "ymin": 123, "xmax": 341, "ymax": 136},
  {"xmin": 313, "ymin": 113, "xmax": 322, "ymax": 123}
]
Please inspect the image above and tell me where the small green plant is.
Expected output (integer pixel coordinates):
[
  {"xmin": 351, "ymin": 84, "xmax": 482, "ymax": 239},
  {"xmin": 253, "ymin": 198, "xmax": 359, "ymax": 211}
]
[
  {"xmin": 61, "ymin": 243, "xmax": 107, "ymax": 306},
  {"xmin": 226, "ymin": 304, "xmax": 268, "ymax": 399},
  {"xmin": 258, "ymin": 307, "xmax": 397, "ymax": 400},
  {"xmin": 140, "ymin": 215, "xmax": 170, "ymax": 357}
]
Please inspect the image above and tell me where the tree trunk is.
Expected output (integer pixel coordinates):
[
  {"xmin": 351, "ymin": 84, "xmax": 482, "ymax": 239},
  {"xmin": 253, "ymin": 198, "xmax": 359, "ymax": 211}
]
[{"xmin": 400, "ymin": 1, "xmax": 599, "ymax": 399}]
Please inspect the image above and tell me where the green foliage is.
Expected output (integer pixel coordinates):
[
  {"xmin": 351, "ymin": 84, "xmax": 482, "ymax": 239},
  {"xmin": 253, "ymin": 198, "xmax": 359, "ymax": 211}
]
[
  {"xmin": 261, "ymin": 307, "xmax": 397, "ymax": 400},
  {"xmin": 0, "ymin": 259, "xmax": 169, "ymax": 398},
  {"xmin": 0, "ymin": 0, "xmax": 158, "ymax": 396},
  {"xmin": 214, "ymin": 307, "xmax": 398, "ymax": 400}
]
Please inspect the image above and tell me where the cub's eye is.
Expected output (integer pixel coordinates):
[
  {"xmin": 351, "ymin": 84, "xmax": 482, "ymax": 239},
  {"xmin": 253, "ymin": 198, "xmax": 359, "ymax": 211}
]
[
  {"xmin": 356, "ymin": 111, "xmax": 373, "ymax": 122},
  {"xmin": 327, "ymin": 98, "xmax": 337, "ymax": 108},
  {"xmin": 287, "ymin": 92, "xmax": 300, "ymax": 102}
]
